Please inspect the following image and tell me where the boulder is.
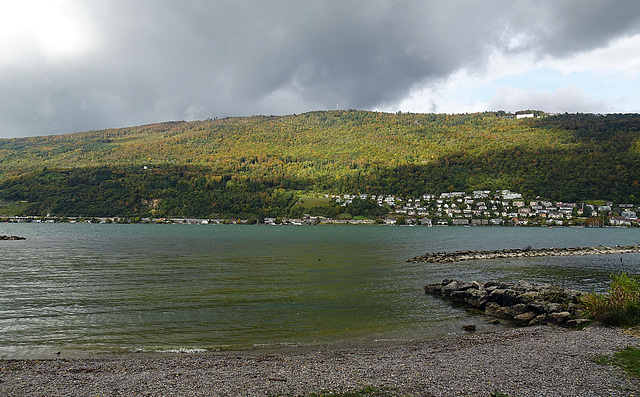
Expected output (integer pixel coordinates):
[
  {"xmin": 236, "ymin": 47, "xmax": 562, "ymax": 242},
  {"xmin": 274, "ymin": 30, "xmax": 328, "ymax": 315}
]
[
  {"xmin": 442, "ymin": 280, "xmax": 466, "ymax": 295},
  {"xmin": 513, "ymin": 311, "xmax": 537, "ymax": 325},
  {"xmin": 484, "ymin": 281, "xmax": 509, "ymax": 290},
  {"xmin": 545, "ymin": 303, "xmax": 563, "ymax": 313},
  {"xmin": 527, "ymin": 301, "xmax": 548, "ymax": 314},
  {"xmin": 470, "ymin": 281, "xmax": 483, "ymax": 290},
  {"xmin": 488, "ymin": 288, "xmax": 518, "ymax": 307},
  {"xmin": 510, "ymin": 303, "xmax": 529, "ymax": 315},
  {"xmin": 514, "ymin": 280, "xmax": 534, "ymax": 291},
  {"xmin": 529, "ymin": 314, "xmax": 548, "ymax": 326},
  {"xmin": 547, "ymin": 311, "xmax": 572, "ymax": 326},
  {"xmin": 566, "ymin": 318, "xmax": 591, "ymax": 329},
  {"xmin": 462, "ymin": 324, "xmax": 476, "ymax": 332},
  {"xmin": 457, "ymin": 282, "xmax": 478, "ymax": 291},
  {"xmin": 424, "ymin": 283, "xmax": 443, "ymax": 296},
  {"xmin": 463, "ymin": 289, "xmax": 489, "ymax": 308},
  {"xmin": 485, "ymin": 302, "xmax": 514, "ymax": 320},
  {"xmin": 425, "ymin": 278, "xmax": 589, "ymax": 328},
  {"xmin": 448, "ymin": 290, "xmax": 468, "ymax": 303},
  {"xmin": 518, "ymin": 291, "xmax": 543, "ymax": 303}
]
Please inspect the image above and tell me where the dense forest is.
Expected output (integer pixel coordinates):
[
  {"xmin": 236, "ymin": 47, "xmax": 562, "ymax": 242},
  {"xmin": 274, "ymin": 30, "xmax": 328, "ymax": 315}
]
[{"xmin": 1, "ymin": 110, "xmax": 639, "ymax": 218}]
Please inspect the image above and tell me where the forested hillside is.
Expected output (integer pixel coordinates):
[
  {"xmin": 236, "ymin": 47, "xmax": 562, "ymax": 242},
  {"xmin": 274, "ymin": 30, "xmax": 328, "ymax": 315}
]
[{"xmin": 1, "ymin": 110, "xmax": 639, "ymax": 218}]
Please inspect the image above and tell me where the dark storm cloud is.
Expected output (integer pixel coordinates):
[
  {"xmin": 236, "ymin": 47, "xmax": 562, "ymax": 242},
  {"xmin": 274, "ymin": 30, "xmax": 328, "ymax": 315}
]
[{"xmin": 2, "ymin": 0, "xmax": 640, "ymax": 137}]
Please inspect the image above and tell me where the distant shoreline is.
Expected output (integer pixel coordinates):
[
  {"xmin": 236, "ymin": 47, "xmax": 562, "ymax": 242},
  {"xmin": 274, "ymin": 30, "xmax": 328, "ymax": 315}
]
[{"xmin": 3, "ymin": 215, "xmax": 640, "ymax": 228}]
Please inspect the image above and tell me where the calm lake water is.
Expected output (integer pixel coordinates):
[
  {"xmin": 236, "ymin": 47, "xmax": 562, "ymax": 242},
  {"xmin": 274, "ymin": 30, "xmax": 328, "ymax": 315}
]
[{"xmin": 1, "ymin": 224, "xmax": 640, "ymax": 358}]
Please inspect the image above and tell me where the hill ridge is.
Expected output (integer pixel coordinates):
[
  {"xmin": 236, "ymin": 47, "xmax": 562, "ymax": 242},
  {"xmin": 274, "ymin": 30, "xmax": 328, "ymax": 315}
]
[{"xmin": 1, "ymin": 111, "xmax": 639, "ymax": 218}]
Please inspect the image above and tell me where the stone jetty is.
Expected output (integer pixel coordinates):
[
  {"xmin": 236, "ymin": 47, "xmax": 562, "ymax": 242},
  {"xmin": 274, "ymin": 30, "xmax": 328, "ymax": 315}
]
[
  {"xmin": 0, "ymin": 235, "xmax": 25, "ymax": 240},
  {"xmin": 425, "ymin": 279, "xmax": 590, "ymax": 328},
  {"xmin": 409, "ymin": 245, "xmax": 640, "ymax": 263}
]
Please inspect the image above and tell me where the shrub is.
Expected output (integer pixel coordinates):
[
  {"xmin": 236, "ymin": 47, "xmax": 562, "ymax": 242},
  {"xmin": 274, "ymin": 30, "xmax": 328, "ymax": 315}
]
[{"xmin": 581, "ymin": 272, "xmax": 640, "ymax": 326}]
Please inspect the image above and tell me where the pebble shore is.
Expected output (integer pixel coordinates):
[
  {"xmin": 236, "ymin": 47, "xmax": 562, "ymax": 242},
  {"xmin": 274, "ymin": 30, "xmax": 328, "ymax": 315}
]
[{"xmin": 1, "ymin": 325, "xmax": 639, "ymax": 396}]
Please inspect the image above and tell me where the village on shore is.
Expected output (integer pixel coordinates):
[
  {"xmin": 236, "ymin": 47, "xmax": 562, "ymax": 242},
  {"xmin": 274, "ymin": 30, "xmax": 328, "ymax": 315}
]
[
  {"xmin": 2, "ymin": 189, "xmax": 640, "ymax": 227},
  {"xmin": 327, "ymin": 189, "xmax": 637, "ymax": 227}
]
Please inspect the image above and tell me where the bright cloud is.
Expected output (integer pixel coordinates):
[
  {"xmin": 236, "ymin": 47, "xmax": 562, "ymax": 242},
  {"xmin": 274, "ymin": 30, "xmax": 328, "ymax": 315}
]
[
  {"xmin": 488, "ymin": 86, "xmax": 610, "ymax": 114},
  {"xmin": 385, "ymin": 32, "xmax": 640, "ymax": 115},
  {"xmin": 1, "ymin": 1, "xmax": 639, "ymax": 137}
]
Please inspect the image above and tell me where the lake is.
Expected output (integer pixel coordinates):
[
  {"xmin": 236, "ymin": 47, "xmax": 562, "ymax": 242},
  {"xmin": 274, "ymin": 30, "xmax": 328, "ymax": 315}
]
[{"xmin": 1, "ymin": 224, "xmax": 639, "ymax": 358}]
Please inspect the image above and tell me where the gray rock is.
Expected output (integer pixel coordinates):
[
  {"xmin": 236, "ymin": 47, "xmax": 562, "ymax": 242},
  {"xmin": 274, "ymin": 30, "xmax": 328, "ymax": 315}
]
[
  {"xmin": 510, "ymin": 303, "xmax": 529, "ymax": 315},
  {"xmin": 449, "ymin": 290, "xmax": 468, "ymax": 303},
  {"xmin": 527, "ymin": 301, "xmax": 548, "ymax": 314},
  {"xmin": 0, "ymin": 235, "xmax": 26, "ymax": 240},
  {"xmin": 443, "ymin": 280, "xmax": 465, "ymax": 295},
  {"xmin": 484, "ymin": 281, "xmax": 508, "ymax": 289},
  {"xmin": 462, "ymin": 324, "xmax": 476, "ymax": 332},
  {"xmin": 488, "ymin": 288, "xmax": 518, "ymax": 307},
  {"xmin": 514, "ymin": 280, "xmax": 534, "ymax": 291},
  {"xmin": 425, "ymin": 279, "xmax": 588, "ymax": 329},
  {"xmin": 513, "ymin": 311, "xmax": 537, "ymax": 325},
  {"xmin": 546, "ymin": 303, "xmax": 562, "ymax": 313},
  {"xmin": 547, "ymin": 311, "xmax": 572, "ymax": 326},
  {"xmin": 518, "ymin": 291, "xmax": 543, "ymax": 303},
  {"xmin": 566, "ymin": 318, "xmax": 591, "ymax": 329},
  {"xmin": 424, "ymin": 283, "xmax": 443, "ymax": 295},
  {"xmin": 458, "ymin": 282, "xmax": 478, "ymax": 291},
  {"xmin": 463, "ymin": 289, "xmax": 489, "ymax": 308},
  {"xmin": 529, "ymin": 314, "xmax": 548, "ymax": 325},
  {"xmin": 485, "ymin": 302, "xmax": 514, "ymax": 320}
]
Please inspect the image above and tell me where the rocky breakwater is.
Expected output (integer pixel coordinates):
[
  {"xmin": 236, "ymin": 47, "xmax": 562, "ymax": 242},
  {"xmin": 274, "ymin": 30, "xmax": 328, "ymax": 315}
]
[
  {"xmin": 0, "ymin": 235, "xmax": 25, "ymax": 240},
  {"xmin": 425, "ymin": 279, "xmax": 590, "ymax": 328},
  {"xmin": 409, "ymin": 245, "xmax": 640, "ymax": 263}
]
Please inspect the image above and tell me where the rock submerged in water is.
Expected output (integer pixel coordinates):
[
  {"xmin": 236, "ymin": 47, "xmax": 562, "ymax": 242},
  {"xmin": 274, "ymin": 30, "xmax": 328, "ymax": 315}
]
[
  {"xmin": 425, "ymin": 279, "xmax": 590, "ymax": 328},
  {"xmin": 0, "ymin": 235, "xmax": 26, "ymax": 240},
  {"xmin": 461, "ymin": 324, "xmax": 476, "ymax": 332}
]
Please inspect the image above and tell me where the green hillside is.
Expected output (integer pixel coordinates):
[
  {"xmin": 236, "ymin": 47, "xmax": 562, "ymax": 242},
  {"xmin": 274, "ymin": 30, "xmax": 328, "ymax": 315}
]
[{"xmin": 1, "ymin": 110, "xmax": 639, "ymax": 218}]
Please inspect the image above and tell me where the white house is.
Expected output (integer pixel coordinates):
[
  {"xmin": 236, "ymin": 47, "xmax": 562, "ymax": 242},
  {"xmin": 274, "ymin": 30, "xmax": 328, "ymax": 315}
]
[{"xmin": 516, "ymin": 113, "xmax": 535, "ymax": 119}]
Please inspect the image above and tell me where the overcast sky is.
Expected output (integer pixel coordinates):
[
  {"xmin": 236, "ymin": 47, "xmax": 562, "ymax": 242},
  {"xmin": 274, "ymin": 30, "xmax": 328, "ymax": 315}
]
[{"xmin": 1, "ymin": 0, "xmax": 639, "ymax": 138}]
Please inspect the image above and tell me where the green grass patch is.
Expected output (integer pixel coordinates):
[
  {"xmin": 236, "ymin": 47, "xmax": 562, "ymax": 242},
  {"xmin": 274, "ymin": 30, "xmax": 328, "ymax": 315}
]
[
  {"xmin": 0, "ymin": 200, "xmax": 30, "ymax": 216},
  {"xmin": 292, "ymin": 196, "xmax": 331, "ymax": 209},
  {"xmin": 276, "ymin": 385, "xmax": 397, "ymax": 397},
  {"xmin": 336, "ymin": 212, "xmax": 353, "ymax": 220},
  {"xmin": 593, "ymin": 346, "xmax": 640, "ymax": 378},
  {"xmin": 280, "ymin": 385, "xmax": 511, "ymax": 396},
  {"xmin": 584, "ymin": 199, "xmax": 607, "ymax": 207},
  {"xmin": 352, "ymin": 215, "xmax": 370, "ymax": 220},
  {"xmin": 614, "ymin": 347, "xmax": 640, "ymax": 377},
  {"xmin": 308, "ymin": 386, "xmax": 395, "ymax": 396},
  {"xmin": 581, "ymin": 272, "xmax": 640, "ymax": 326}
]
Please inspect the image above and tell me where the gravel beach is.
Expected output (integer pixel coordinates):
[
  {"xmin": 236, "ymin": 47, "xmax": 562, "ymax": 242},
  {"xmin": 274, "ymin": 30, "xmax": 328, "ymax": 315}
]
[{"xmin": 1, "ymin": 325, "xmax": 639, "ymax": 396}]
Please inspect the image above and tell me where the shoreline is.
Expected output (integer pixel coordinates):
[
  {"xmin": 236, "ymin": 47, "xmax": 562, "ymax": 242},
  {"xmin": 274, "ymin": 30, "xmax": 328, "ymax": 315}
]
[
  {"xmin": 1, "ymin": 326, "xmax": 639, "ymax": 396},
  {"xmin": 408, "ymin": 245, "xmax": 640, "ymax": 263}
]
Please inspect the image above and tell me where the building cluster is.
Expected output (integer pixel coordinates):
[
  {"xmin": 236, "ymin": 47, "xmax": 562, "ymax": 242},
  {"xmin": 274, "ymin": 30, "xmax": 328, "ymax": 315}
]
[{"xmin": 331, "ymin": 190, "xmax": 639, "ymax": 227}]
